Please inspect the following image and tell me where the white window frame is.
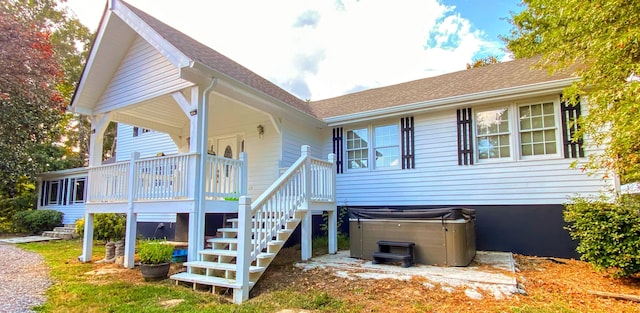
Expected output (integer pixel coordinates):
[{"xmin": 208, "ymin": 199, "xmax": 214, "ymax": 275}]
[
  {"xmin": 346, "ymin": 122, "xmax": 401, "ymax": 171},
  {"xmin": 517, "ymin": 101, "xmax": 561, "ymax": 160},
  {"xmin": 475, "ymin": 106, "xmax": 512, "ymax": 161},
  {"xmin": 474, "ymin": 97, "xmax": 562, "ymax": 163}
]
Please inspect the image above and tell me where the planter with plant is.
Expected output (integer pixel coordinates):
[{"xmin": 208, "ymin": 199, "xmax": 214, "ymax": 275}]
[{"xmin": 138, "ymin": 239, "xmax": 174, "ymax": 281}]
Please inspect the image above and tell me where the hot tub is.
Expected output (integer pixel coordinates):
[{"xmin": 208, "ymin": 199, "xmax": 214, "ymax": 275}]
[{"xmin": 349, "ymin": 207, "xmax": 476, "ymax": 266}]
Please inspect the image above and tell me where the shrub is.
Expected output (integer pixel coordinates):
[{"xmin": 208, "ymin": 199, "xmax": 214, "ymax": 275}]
[
  {"xmin": 564, "ymin": 194, "xmax": 640, "ymax": 277},
  {"xmin": 138, "ymin": 239, "xmax": 174, "ymax": 264},
  {"xmin": 75, "ymin": 214, "xmax": 126, "ymax": 242},
  {"xmin": 0, "ymin": 180, "xmax": 36, "ymax": 233},
  {"xmin": 12, "ymin": 209, "xmax": 63, "ymax": 234},
  {"xmin": 75, "ymin": 217, "xmax": 84, "ymax": 238}
]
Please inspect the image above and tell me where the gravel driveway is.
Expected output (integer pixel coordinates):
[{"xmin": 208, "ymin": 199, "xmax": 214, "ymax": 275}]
[{"xmin": 0, "ymin": 244, "xmax": 50, "ymax": 313}]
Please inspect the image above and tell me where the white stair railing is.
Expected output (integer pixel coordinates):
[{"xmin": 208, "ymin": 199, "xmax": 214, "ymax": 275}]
[{"xmin": 234, "ymin": 145, "xmax": 335, "ymax": 303}]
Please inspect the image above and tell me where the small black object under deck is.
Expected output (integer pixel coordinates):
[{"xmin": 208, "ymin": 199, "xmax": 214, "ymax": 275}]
[{"xmin": 372, "ymin": 240, "xmax": 415, "ymax": 268}]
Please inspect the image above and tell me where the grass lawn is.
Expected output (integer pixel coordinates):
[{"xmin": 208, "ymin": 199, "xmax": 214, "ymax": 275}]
[
  {"xmin": 20, "ymin": 240, "xmax": 348, "ymax": 313},
  {"xmin": 19, "ymin": 239, "xmax": 640, "ymax": 313}
]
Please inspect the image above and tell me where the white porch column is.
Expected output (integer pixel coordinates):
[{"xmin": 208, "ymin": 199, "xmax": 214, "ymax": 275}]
[
  {"xmin": 187, "ymin": 85, "xmax": 203, "ymax": 262},
  {"xmin": 88, "ymin": 114, "xmax": 112, "ymax": 167},
  {"xmin": 300, "ymin": 145, "xmax": 312, "ymax": 261},
  {"xmin": 79, "ymin": 212, "xmax": 94, "ymax": 262},
  {"xmin": 124, "ymin": 152, "xmax": 139, "ymax": 268},
  {"xmin": 187, "ymin": 79, "xmax": 216, "ymax": 262}
]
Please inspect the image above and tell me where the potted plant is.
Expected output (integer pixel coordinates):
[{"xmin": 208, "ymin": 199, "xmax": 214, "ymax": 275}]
[{"xmin": 138, "ymin": 239, "xmax": 174, "ymax": 281}]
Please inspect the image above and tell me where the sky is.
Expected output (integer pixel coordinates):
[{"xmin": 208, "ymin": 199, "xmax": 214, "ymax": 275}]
[{"xmin": 63, "ymin": 0, "xmax": 522, "ymax": 101}]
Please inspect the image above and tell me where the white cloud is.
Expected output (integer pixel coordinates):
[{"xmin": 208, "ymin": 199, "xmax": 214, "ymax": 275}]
[{"xmin": 64, "ymin": 0, "xmax": 507, "ymax": 100}]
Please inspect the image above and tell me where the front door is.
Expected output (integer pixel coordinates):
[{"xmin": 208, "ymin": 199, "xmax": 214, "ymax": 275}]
[{"xmin": 216, "ymin": 136, "xmax": 237, "ymax": 160}]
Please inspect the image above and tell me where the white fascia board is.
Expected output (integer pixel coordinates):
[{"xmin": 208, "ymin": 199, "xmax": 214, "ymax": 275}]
[
  {"xmin": 70, "ymin": 8, "xmax": 112, "ymax": 113},
  {"xmin": 111, "ymin": 0, "xmax": 191, "ymax": 69},
  {"xmin": 37, "ymin": 167, "xmax": 89, "ymax": 178},
  {"xmin": 324, "ymin": 77, "xmax": 579, "ymax": 126}
]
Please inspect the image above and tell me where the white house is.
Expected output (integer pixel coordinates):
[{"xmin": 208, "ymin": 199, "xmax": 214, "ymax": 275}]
[{"xmin": 39, "ymin": 0, "xmax": 610, "ymax": 303}]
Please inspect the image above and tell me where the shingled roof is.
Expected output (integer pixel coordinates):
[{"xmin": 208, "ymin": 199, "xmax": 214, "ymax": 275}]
[
  {"xmin": 121, "ymin": 1, "xmax": 313, "ymax": 116},
  {"xmin": 309, "ymin": 57, "xmax": 577, "ymax": 119},
  {"xmin": 121, "ymin": 1, "xmax": 576, "ymax": 122}
]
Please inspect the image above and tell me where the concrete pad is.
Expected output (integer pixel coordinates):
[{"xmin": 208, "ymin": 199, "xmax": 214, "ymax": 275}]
[
  {"xmin": 295, "ymin": 250, "xmax": 519, "ymax": 299},
  {"xmin": 0, "ymin": 236, "xmax": 61, "ymax": 244}
]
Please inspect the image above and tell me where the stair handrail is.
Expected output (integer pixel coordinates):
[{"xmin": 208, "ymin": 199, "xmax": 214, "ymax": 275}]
[{"xmin": 235, "ymin": 145, "xmax": 335, "ymax": 304}]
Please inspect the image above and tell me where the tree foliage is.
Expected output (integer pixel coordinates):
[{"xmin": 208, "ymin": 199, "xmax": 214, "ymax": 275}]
[
  {"xmin": 466, "ymin": 55, "xmax": 500, "ymax": 69},
  {"xmin": 505, "ymin": 0, "xmax": 640, "ymax": 183},
  {"xmin": 0, "ymin": 1, "xmax": 92, "ymax": 198}
]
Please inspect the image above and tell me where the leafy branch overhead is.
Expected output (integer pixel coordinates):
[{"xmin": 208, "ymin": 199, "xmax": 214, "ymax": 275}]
[{"xmin": 505, "ymin": 0, "xmax": 640, "ymax": 183}]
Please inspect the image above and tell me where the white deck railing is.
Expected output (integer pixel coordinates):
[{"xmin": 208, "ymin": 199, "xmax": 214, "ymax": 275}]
[
  {"xmin": 133, "ymin": 154, "xmax": 192, "ymax": 200},
  {"xmin": 310, "ymin": 157, "xmax": 335, "ymax": 202},
  {"xmin": 87, "ymin": 153, "xmax": 246, "ymax": 203},
  {"xmin": 204, "ymin": 154, "xmax": 247, "ymax": 200},
  {"xmin": 87, "ymin": 162, "xmax": 129, "ymax": 203}
]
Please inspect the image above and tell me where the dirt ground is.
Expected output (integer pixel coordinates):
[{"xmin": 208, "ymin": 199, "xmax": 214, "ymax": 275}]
[
  {"xmin": 249, "ymin": 247, "xmax": 640, "ymax": 312},
  {"xmin": 84, "ymin": 247, "xmax": 640, "ymax": 312}
]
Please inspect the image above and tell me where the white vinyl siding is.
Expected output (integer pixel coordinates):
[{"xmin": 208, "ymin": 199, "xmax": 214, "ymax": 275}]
[
  {"xmin": 116, "ymin": 124, "xmax": 178, "ymax": 162},
  {"xmin": 280, "ymin": 119, "xmax": 323, "ymax": 168},
  {"xmin": 327, "ymin": 105, "xmax": 607, "ymax": 206},
  {"xmin": 95, "ymin": 37, "xmax": 192, "ymax": 113}
]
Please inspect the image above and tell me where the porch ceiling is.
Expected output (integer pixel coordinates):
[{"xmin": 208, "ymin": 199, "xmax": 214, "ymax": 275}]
[{"xmin": 113, "ymin": 94, "xmax": 189, "ymax": 134}]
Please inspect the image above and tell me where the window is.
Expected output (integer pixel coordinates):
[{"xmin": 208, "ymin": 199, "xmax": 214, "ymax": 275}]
[
  {"xmin": 40, "ymin": 177, "xmax": 87, "ymax": 206},
  {"xmin": 374, "ymin": 124, "xmax": 399, "ymax": 168},
  {"xmin": 346, "ymin": 128, "xmax": 369, "ymax": 169},
  {"xmin": 48, "ymin": 181, "xmax": 60, "ymax": 205},
  {"xmin": 472, "ymin": 100, "xmax": 563, "ymax": 163},
  {"xmin": 343, "ymin": 118, "xmax": 413, "ymax": 171},
  {"xmin": 476, "ymin": 108, "xmax": 511, "ymax": 160},
  {"xmin": 519, "ymin": 102, "xmax": 557, "ymax": 156},
  {"xmin": 70, "ymin": 177, "xmax": 86, "ymax": 204},
  {"xmin": 133, "ymin": 127, "xmax": 152, "ymax": 137}
]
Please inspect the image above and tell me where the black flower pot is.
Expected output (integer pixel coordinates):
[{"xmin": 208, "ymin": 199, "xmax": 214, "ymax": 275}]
[{"xmin": 140, "ymin": 262, "xmax": 170, "ymax": 281}]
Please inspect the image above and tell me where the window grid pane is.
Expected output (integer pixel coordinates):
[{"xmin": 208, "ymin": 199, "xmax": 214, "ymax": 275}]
[
  {"xmin": 346, "ymin": 128, "xmax": 369, "ymax": 169},
  {"xmin": 519, "ymin": 102, "xmax": 557, "ymax": 156},
  {"xmin": 476, "ymin": 108, "xmax": 510, "ymax": 160},
  {"xmin": 374, "ymin": 124, "xmax": 399, "ymax": 168}
]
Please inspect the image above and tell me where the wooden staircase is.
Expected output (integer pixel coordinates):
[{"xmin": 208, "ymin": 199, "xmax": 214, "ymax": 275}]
[
  {"xmin": 170, "ymin": 145, "xmax": 336, "ymax": 303},
  {"xmin": 170, "ymin": 212, "xmax": 303, "ymax": 293}
]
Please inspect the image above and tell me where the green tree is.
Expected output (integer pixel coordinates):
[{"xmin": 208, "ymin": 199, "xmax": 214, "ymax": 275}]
[
  {"xmin": 505, "ymin": 0, "xmax": 640, "ymax": 183},
  {"xmin": 0, "ymin": 0, "xmax": 92, "ymax": 200}
]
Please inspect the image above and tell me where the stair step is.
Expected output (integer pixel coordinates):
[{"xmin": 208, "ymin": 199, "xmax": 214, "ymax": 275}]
[
  {"xmin": 53, "ymin": 227, "xmax": 76, "ymax": 233},
  {"xmin": 199, "ymin": 249, "xmax": 276, "ymax": 259},
  {"xmin": 170, "ymin": 272, "xmax": 255, "ymax": 288},
  {"xmin": 41, "ymin": 231, "xmax": 76, "ymax": 240},
  {"xmin": 184, "ymin": 261, "xmax": 265, "ymax": 273},
  {"xmin": 208, "ymin": 238, "xmax": 237, "ymax": 244},
  {"xmin": 217, "ymin": 228, "xmax": 238, "ymax": 233}
]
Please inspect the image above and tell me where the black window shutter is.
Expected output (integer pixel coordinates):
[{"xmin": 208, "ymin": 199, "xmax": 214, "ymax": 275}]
[
  {"xmin": 401, "ymin": 117, "xmax": 415, "ymax": 169},
  {"xmin": 457, "ymin": 108, "xmax": 474, "ymax": 165},
  {"xmin": 561, "ymin": 97, "xmax": 585, "ymax": 158},
  {"xmin": 332, "ymin": 127, "xmax": 343, "ymax": 174}
]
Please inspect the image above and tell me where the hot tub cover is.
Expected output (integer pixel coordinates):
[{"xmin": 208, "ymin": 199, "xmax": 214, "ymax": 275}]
[{"xmin": 349, "ymin": 207, "xmax": 475, "ymax": 221}]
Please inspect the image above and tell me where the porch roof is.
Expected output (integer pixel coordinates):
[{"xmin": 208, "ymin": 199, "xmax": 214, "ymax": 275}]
[{"xmin": 120, "ymin": 1, "xmax": 313, "ymax": 117}]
